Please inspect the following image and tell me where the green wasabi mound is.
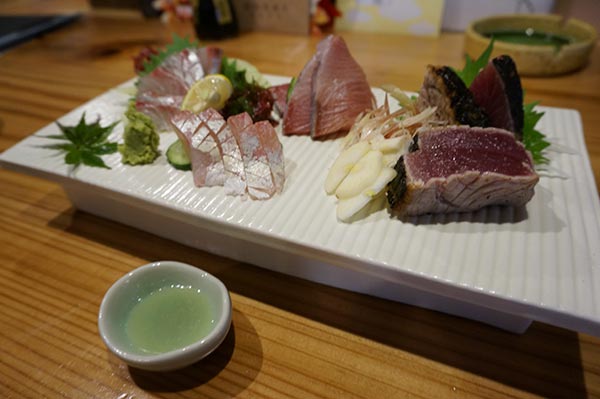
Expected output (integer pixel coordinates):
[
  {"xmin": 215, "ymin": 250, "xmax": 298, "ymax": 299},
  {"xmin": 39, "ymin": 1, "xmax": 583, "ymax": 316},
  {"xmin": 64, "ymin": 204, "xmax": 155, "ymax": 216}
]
[{"xmin": 119, "ymin": 102, "xmax": 160, "ymax": 165}]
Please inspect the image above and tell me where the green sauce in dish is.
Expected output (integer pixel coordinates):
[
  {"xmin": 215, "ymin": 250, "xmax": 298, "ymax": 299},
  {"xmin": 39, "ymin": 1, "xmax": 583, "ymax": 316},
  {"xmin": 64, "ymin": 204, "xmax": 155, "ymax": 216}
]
[
  {"xmin": 125, "ymin": 285, "xmax": 215, "ymax": 354},
  {"xmin": 484, "ymin": 28, "xmax": 572, "ymax": 48}
]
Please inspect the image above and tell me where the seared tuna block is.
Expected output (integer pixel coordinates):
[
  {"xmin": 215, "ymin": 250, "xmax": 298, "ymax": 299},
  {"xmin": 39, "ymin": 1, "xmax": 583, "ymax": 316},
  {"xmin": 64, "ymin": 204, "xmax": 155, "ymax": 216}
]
[
  {"xmin": 387, "ymin": 126, "xmax": 538, "ymax": 216},
  {"xmin": 470, "ymin": 55, "xmax": 524, "ymax": 140},
  {"xmin": 416, "ymin": 65, "xmax": 489, "ymax": 128}
]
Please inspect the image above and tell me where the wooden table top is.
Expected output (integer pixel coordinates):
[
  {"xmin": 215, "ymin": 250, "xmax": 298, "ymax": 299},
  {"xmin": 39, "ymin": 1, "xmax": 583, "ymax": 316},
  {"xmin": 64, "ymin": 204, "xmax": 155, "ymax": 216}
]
[{"xmin": 1, "ymin": 3, "xmax": 600, "ymax": 398}]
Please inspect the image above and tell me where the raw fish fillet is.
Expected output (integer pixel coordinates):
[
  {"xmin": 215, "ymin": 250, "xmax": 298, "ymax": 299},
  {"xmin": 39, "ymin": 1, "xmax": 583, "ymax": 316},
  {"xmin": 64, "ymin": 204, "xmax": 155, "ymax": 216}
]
[
  {"xmin": 136, "ymin": 47, "xmax": 223, "ymax": 130},
  {"xmin": 171, "ymin": 110, "xmax": 285, "ymax": 199},
  {"xmin": 268, "ymin": 83, "xmax": 290, "ymax": 116},
  {"xmin": 283, "ymin": 35, "xmax": 374, "ymax": 138},
  {"xmin": 228, "ymin": 114, "xmax": 283, "ymax": 199},
  {"xmin": 283, "ymin": 56, "xmax": 320, "ymax": 135},
  {"xmin": 312, "ymin": 35, "xmax": 375, "ymax": 138},
  {"xmin": 170, "ymin": 108, "xmax": 226, "ymax": 187},
  {"xmin": 253, "ymin": 121, "xmax": 285, "ymax": 193}
]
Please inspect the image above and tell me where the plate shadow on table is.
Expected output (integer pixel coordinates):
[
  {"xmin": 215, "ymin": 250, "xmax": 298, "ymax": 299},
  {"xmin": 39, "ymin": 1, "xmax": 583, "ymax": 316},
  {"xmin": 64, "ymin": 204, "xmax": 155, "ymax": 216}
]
[{"xmin": 50, "ymin": 208, "xmax": 588, "ymax": 398}]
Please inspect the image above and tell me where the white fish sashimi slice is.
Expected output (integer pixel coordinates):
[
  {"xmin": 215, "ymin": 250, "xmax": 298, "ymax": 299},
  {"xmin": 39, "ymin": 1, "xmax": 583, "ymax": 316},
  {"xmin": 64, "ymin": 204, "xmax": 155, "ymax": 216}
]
[
  {"xmin": 228, "ymin": 113, "xmax": 286, "ymax": 199},
  {"xmin": 136, "ymin": 48, "xmax": 223, "ymax": 131},
  {"xmin": 238, "ymin": 125, "xmax": 276, "ymax": 200},
  {"xmin": 170, "ymin": 109, "xmax": 225, "ymax": 187},
  {"xmin": 171, "ymin": 109, "xmax": 285, "ymax": 200},
  {"xmin": 254, "ymin": 121, "xmax": 285, "ymax": 194},
  {"xmin": 215, "ymin": 123, "xmax": 246, "ymax": 196}
]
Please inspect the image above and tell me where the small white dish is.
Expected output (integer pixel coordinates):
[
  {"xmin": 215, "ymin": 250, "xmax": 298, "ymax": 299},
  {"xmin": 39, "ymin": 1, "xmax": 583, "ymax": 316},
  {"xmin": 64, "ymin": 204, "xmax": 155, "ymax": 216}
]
[{"xmin": 98, "ymin": 260, "xmax": 232, "ymax": 371}]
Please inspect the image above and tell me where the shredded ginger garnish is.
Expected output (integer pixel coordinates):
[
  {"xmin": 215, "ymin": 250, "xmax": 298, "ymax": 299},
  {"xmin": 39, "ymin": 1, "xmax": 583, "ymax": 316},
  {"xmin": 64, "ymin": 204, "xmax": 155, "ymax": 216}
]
[{"xmin": 341, "ymin": 85, "xmax": 437, "ymax": 150}]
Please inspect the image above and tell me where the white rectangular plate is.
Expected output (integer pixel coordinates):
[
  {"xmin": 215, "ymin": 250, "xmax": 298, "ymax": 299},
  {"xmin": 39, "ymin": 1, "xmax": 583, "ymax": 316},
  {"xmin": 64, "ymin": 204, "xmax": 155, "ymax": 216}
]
[{"xmin": 2, "ymin": 76, "xmax": 600, "ymax": 335}]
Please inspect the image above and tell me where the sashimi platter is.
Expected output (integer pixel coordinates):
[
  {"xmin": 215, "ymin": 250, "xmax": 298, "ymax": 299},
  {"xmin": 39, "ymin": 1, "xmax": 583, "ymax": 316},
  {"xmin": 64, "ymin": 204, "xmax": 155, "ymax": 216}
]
[{"xmin": 2, "ymin": 34, "xmax": 600, "ymax": 336}]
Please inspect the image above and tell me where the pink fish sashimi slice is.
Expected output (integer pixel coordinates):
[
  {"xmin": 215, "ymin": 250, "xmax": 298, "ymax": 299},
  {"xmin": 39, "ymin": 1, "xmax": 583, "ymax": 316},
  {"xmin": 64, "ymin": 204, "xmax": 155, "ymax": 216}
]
[
  {"xmin": 312, "ymin": 35, "xmax": 375, "ymax": 138},
  {"xmin": 136, "ymin": 48, "xmax": 223, "ymax": 131},
  {"xmin": 268, "ymin": 83, "xmax": 290, "ymax": 117},
  {"xmin": 282, "ymin": 55, "xmax": 320, "ymax": 135},
  {"xmin": 211, "ymin": 115, "xmax": 246, "ymax": 196},
  {"xmin": 170, "ymin": 109, "xmax": 226, "ymax": 187},
  {"xmin": 197, "ymin": 46, "xmax": 224, "ymax": 75},
  {"xmin": 228, "ymin": 113, "xmax": 278, "ymax": 200},
  {"xmin": 172, "ymin": 109, "xmax": 285, "ymax": 200},
  {"xmin": 136, "ymin": 101, "xmax": 182, "ymax": 132},
  {"xmin": 282, "ymin": 35, "xmax": 374, "ymax": 138},
  {"xmin": 253, "ymin": 121, "xmax": 285, "ymax": 194}
]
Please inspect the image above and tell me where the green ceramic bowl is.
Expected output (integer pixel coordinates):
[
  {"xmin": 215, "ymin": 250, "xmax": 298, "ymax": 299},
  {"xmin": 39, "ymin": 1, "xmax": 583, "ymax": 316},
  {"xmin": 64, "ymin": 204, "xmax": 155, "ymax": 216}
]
[{"xmin": 465, "ymin": 14, "xmax": 597, "ymax": 76}]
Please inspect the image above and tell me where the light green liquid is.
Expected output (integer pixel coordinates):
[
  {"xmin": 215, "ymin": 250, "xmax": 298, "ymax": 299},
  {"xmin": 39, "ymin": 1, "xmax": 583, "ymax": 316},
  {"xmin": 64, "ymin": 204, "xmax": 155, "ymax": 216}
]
[
  {"xmin": 125, "ymin": 286, "xmax": 215, "ymax": 354},
  {"xmin": 484, "ymin": 29, "xmax": 572, "ymax": 48}
]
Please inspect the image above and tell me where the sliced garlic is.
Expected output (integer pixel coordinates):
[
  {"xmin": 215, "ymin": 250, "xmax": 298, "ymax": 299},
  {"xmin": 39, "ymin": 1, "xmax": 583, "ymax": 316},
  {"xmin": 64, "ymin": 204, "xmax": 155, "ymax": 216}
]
[
  {"xmin": 383, "ymin": 153, "xmax": 402, "ymax": 168},
  {"xmin": 335, "ymin": 150, "xmax": 383, "ymax": 199},
  {"xmin": 324, "ymin": 140, "xmax": 370, "ymax": 195},
  {"xmin": 370, "ymin": 135, "xmax": 410, "ymax": 154},
  {"xmin": 336, "ymin": 167, "xmax": 397, "ymax": 222}
]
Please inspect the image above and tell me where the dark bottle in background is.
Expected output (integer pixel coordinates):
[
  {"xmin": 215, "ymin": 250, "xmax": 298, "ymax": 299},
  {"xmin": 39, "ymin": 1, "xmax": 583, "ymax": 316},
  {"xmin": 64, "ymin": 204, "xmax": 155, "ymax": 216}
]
[{"xmin": 194, "ymin": 0, "xmax": 239, "ymax": 40}]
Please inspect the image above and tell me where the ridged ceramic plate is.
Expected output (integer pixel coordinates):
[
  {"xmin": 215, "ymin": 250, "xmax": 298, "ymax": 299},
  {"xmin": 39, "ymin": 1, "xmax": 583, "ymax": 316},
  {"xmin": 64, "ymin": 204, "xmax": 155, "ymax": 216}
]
[{"xmin": 2, "ymin": 76, "xmax": 600, "ymax": 335}]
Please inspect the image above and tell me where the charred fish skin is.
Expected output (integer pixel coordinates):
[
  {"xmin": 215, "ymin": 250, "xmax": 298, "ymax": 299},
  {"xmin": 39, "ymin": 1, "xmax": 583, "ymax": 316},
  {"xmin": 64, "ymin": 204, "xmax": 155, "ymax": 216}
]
[
  {"xmin": 386, "ymin": 155, "xmax": 408, "ymax": 211},
  {"xmin": 469, "ymin": 55, "xmax": 524, "ymax": 140},
  {"xmin": 408, "ymin": 134, "xmax": 420, "ymax": 153},
  {"xmin": 417, "ymin": 65, "xmax": 489, "ymax": 128},
  {"xmin": 493, "ymin": 55, "xmax": 524, "ymax": 140}
]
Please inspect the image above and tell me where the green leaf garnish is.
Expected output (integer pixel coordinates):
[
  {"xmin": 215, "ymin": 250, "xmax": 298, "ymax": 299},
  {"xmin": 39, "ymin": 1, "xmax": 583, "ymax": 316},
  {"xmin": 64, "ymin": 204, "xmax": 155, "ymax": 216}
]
[
  {"xmin": 41, "ymin": 113, "xmax": 118, "ymax": 169},
  {"xmin": 139, "ymin": 34, "xmax": 199, "ymax": 76},
  {"xmin": 522, "ymin": 101, "xmax": 550, "ymax": 165},
  {"xmin": 221, "ymin": 57, "xmax": 251, "ymax": 92},
  {"xmin": 220, "ymin": 57, "xmax": 273, "ymax": 121},
  {"xmin": 454, "ymin": 38, "xmax": 495, "ymax": 88},
  {"xmin": 287, "ymin": 76, "xmax": 297, "ymax": 102}
]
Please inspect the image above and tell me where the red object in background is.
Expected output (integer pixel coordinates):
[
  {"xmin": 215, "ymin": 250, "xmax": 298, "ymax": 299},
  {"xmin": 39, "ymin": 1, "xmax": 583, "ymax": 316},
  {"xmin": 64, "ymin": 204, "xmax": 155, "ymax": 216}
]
[
  {"xmin": 313, "ymin": 0, "xmax": 342, "ymax": 30},
  {"xmin": 133, "ymin": 47, "xmax": 159, "ymax": 74}
]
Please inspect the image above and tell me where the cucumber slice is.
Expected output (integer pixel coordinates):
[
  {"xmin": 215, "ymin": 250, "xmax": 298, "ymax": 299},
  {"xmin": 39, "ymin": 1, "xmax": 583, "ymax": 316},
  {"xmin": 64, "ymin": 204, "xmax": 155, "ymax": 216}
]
[
  {"xmin": 229, "ymin": 58, "xmax": 270, "ymax": 88},
  {"xmin": 166, "ymin": 139, "xmax": 191, "ymax": 170}
]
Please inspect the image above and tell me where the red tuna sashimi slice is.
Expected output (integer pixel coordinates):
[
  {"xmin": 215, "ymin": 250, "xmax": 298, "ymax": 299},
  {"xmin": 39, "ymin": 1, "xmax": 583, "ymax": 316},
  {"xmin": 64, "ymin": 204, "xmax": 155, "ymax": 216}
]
[
  {"xmin": 312, "ymin": 35, "xmax": 375, "ymax": 138},
  {"xmin": 282, "ymin": 55, "xmax": 320, "ymax": 135},
  {"xmin": 469, "ymin": 55, "xmax": 524, "ymax": 139},
  {"xmin": 268, "ymin": 83, "xmax": 290, "ymax": 116},
  {"xmin": 170, "ymin": 109, "xmax": 226, "ymax": 187},
  {"xmin": 229, "ymin": 113, "xmax": 280, "ymax": 199}
]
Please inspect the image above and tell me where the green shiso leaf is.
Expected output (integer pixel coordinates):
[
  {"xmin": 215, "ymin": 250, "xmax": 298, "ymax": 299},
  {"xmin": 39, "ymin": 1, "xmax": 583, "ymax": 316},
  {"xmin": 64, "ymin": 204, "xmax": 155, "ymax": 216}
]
[
  {"xmin": 522, "ymin": 101, "xmax": 551, "ymax": 164},
  {"xmin": 453, "ymin": 38, "xmax": 495, "ymax": 88}
]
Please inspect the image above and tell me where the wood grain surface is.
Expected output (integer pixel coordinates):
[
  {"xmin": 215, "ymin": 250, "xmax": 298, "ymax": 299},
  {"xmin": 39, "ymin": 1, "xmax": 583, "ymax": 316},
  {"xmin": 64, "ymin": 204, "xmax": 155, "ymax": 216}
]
[{"xmin": 1, "ymin": 2, "xmax": 600, "ymax": 398}]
